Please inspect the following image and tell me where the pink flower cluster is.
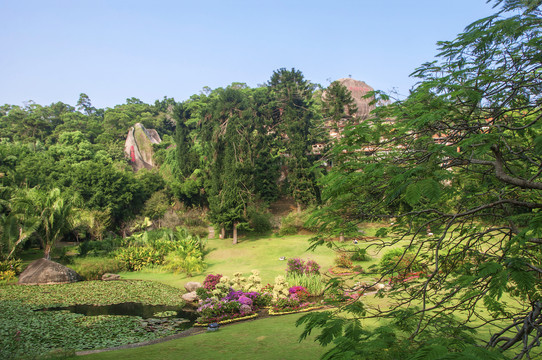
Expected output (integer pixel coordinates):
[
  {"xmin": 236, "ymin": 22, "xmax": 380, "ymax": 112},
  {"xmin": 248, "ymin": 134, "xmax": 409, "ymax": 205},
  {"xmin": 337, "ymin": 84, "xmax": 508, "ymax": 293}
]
[{"xmin": 286, "ymin": 258, "xmax": 321, "ymax": 276}]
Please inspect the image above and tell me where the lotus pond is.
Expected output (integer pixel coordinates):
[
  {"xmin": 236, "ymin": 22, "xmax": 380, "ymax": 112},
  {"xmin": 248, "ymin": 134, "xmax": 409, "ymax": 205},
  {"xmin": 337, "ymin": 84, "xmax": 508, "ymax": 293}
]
[{"xmin": 0, "ymin": 280, "xmax": 192, "ymax": 359}]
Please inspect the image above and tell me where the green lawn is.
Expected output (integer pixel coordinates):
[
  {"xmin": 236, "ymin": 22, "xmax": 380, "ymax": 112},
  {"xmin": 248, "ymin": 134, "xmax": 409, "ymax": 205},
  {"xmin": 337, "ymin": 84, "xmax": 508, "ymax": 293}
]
[
  {"xmin": 119, "ymin": 234, "xmax": 338, "ymax": 288},
  {"xmin": 75, "ymin": 313, "xmax": 327, "ymax": 360}
]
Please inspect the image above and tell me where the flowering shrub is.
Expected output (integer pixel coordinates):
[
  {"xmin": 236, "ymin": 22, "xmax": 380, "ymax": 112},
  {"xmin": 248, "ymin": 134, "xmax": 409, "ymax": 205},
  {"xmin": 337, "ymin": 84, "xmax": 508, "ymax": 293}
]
[
  {"xmin": 286, "ymin": 258, "xmax": 305, "ymax": 276},
  {"xmin": 272, "ymin": 275, "xmax": 290, "ymax": 300},
  {"xmin": 237, "ymin": 295, "xmax": 253, "ymax": 306},
  {"xmin": 334, "ymin": 252, "xmax": 353, "ymax": 269},
  {"xmin": 271, "ymin": 296, "xmax": 313, "ymax": 313},
  {"xmin": 196, "ymin": 287, "xmax": 213, "ymax": 300},
  {"xmin": 286, "ymin": 258, "xmax": 321, "ymax": 276},
  {"xmin": 304, "ymin": 260, "xmax": 320, "ymax": 275},
  {"xmin": 203, "ymin": 273, "xmax": 223, "ymax": 290},
  {"xmin": 196, "ymin": 290, "xmax": 261, "ymax": 324},
  {"xmin": 239, "ymin": 304, "xmax": 252, "ymax": 314},
  {"xmin": 222, "ymin": 289, "xmax": 272, "ymax": 308},
  {"xmin": 212, "ymin": 276, "xmax": 233, "ymax": 299},
  {"xmin": 197, "ymin": 298, "xmax": 242, "ymax": 323},
  {"xmin": 288, "ymin": 286, "xmax": 310, "ymax": 302}
]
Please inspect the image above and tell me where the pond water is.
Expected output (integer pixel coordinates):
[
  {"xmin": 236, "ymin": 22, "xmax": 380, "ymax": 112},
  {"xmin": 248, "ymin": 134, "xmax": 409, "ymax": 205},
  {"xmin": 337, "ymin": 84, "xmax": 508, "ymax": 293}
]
[
  {"xmin": 42, "ymin": 302, "xmax": 198, "ymax": 332},
  {"xmin": 46, "ymin": 302, "xmax": 198, "ymax": 320}
]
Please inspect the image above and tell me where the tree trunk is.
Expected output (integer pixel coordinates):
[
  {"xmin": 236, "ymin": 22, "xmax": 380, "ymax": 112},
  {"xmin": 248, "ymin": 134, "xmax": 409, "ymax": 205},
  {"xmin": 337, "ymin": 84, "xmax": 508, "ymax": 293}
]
[
  {"xmin": 44, "ymin": 243, "xmax": 52, "ymax": 260},
  {"xmin": 232, "ymin": 222, "xmax": 238, "ymax": 245},
  {"xmin": 339, "ymin": 232, "xmax": 345, "ymax": 242},
  {"xmin": 297, "ymin": 202, "xmax": 302, "ymax": 213},
  {"xmin": 220, "ymin": 227, "xmax": 225, "ymax": 239}
]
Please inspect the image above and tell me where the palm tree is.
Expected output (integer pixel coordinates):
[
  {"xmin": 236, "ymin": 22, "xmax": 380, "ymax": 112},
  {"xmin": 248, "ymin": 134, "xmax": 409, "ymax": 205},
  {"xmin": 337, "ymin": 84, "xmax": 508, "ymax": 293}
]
[
  {"xmin": 11, "ymin": 187, "xmax": 79, "ymax": 260},
  {"xmin": 0, "ymin": 213, "xmax": 38, "ymax": 260}
]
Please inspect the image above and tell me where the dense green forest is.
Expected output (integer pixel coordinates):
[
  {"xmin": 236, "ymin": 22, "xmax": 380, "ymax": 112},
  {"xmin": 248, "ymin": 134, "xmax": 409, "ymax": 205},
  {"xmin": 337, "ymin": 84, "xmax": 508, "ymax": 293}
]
[{"xmin": 0, "ymin": 68, "xmax": 359, "ymax": 257}]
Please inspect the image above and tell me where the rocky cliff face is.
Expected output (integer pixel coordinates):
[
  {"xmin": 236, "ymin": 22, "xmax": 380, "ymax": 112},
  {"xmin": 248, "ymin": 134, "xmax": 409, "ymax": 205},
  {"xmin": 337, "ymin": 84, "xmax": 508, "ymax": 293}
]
[{"xmin": 124, "ymin": 123, "xmax": 162, "ymax": 171}]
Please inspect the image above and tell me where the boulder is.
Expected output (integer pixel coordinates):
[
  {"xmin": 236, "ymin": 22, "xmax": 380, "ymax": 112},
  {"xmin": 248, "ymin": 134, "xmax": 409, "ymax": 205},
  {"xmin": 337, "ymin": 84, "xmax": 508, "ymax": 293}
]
[
  {"xmin": 18, "ymin": 258, "xmax": 81, "ymax": 285},
  {"xmin": 182, "ymin": 291, "xmax": 199, "ymax": 303},
  {"xmin": 184, "ymin": 281, "xmax": 202, "ymax": 292},
  {"xmin": 102, "ymin": 273, "xmax": 121, "ymax": 281}
]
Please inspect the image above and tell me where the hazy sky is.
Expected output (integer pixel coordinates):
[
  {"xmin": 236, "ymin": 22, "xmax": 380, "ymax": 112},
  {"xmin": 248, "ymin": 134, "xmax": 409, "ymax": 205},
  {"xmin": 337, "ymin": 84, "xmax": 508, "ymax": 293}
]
[{"xmin": 1, "ymin": 0, "xmax": 497, "ymax": 109}]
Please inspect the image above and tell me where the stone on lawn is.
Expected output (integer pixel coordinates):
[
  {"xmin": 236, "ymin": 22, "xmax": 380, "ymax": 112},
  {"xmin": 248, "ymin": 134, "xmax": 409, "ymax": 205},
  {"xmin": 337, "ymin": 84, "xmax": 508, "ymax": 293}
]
[{"xmin": 102, "ymin": 273, "xmax": 121, "ymax": 281}]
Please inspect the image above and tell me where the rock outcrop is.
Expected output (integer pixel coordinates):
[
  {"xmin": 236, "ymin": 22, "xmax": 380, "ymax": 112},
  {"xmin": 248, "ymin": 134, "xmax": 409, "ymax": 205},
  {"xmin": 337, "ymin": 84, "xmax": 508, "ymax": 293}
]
[
  {"xmin": 18, "ymin": 258, "xmax": 81, "ymax": 285},
  {"xmin": 124, "ymin": 123, "xmax": 162, "ymax": 171},
  {"xmin": 335, "ymin": 78, "xmax": 375, "ymax": 120}
]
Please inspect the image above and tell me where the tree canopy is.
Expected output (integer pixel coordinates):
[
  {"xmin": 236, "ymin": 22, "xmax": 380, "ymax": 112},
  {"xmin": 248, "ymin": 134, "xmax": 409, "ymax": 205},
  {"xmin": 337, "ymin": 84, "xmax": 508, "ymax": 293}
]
[{"xmin": 302, "ymin": 1, "xmax": 542, "ymax": 359}]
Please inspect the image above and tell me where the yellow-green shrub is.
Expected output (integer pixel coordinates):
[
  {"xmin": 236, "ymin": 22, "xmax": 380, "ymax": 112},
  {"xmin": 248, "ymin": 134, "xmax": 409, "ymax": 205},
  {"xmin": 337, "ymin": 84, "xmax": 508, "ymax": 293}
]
[{"xmin": 114, "ymin": 246, "xmax": 164, "ymax": 271}]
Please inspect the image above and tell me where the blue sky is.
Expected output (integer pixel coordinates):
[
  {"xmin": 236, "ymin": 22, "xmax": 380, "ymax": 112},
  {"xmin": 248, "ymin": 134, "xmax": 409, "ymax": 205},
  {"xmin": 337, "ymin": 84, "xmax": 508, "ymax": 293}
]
[{"xmin": 0, "ymin": 0, "xmax": 496, "ymax": 109}]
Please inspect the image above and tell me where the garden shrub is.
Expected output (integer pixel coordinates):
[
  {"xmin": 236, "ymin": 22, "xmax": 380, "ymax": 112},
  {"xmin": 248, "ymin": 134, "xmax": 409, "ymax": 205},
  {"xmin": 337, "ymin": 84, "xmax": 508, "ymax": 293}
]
[
  {"xmin": 305, "ymin": 259, "xmax": 321, "ymax": 275},
  {"xmin": 114, "ymin": 246, "xmax": 164, "ymax": 271},
  {"xmin": 289, "ymin": 286, "xmax": 310, "ymax": 302},
  {"xmin": 286, "ymin": 258, "xmax": 321, "ymax": 276},
  {"xmin": 163, "ymin": 251, "xmax": 206, "ymax": 276},
  {"xmin": 212, "ymin": 276, "xmax": 234, "ymax": 299},
  {"xmin": 247, "ymin": 207, "xmax": 272, "ymax": 234},
  {"xmin": 334, "ymin": 252, "xmax": 353, "ymax": 269},
  {"xmin": 350, "ymin": 247, "xmax": 371, "ymax": 262},
  {"xmin": 286, "ymin": 273, "xmax": 325, "ymax": 296},
  {"xmin": 278, "ymin": 209, "xmax": 315, "ymax": 236},
  {"xmin": 272, "ymin": 275, "xmax": 290, "ymax": 300},
  {"xmin": 196, "ymin": 287, "xmax": 213, "ymax": 301},
  {"xmin": 0, "ymin": 269, "xmax": 16, "ymax": 282},
  {"xmin": 203, "ymin": 273, "xmax": 223, "ymax": 290},
  {"xmin": 78, "ymin": 237, "xmax": 124, "ymax": 257},
  {"xmin": 379, "ymin": 247, "xmax": 425, "ymax": 278},
  {"xmin": 197, "ymin": 298, "xmax": 246, "ymax": 323},
  {"xmin": 0, "ymin": 259, "xmax": 22, "ymax": 273},
  {"xmin": 71, "ymin": 257, "xmax": 125, "ymax": 280},
  {"xmin": 272, "ymin": 296, "xmax": 303, "ymax": 313},
  {"xmin": 286, "ymin": 258, "xmax": 305, "ymax": 276}
]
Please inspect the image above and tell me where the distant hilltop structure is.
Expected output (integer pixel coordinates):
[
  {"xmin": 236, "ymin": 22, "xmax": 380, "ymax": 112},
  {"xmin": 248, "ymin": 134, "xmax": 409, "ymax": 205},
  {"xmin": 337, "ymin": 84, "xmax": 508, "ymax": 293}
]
[
  {"xmin": 335, "ymin": 78, "xmax": 375, "ymax": 120},
  {"xmin": 124, "ymin": 123, "xmax": 161, "ymax": 171}
]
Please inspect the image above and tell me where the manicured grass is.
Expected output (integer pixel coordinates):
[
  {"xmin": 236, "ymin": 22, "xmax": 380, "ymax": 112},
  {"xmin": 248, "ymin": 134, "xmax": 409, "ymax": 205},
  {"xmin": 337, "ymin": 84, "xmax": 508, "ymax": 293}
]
[
  {"xmin": 120, "ymin": 234, "xmax": 337, "ymax": 288},
  {"xmin": 75, "ymin": 313, "xmax": 327, "ymax": 360}
]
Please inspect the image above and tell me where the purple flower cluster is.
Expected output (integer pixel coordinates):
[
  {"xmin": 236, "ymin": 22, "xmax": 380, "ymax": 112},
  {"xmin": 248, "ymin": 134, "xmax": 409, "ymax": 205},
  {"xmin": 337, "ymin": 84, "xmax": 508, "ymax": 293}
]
[
  {"xmin": 197, "ymin": 288, "xmax": 273, "ymax": 323},
  {"xmin": 286, "ymin": 258, "xmax": 321, "ymax": 276}
]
